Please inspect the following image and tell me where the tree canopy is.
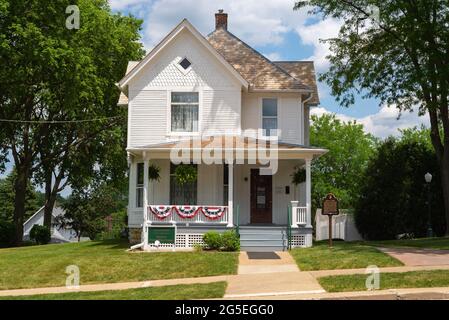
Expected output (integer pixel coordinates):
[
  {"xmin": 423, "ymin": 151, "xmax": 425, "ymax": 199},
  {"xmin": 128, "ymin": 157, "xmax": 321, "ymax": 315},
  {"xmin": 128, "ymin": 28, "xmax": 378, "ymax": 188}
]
[
  {"xmin": 295, "ymin": 0, "xmax": 449, "ymax": 234},
  {"xmin": 310, "ymin": 113, "xmax": 376, "ymax": 209},
  {"xmin": 0, "ymin": 0, "xmax": 144, "ymax": 244}
]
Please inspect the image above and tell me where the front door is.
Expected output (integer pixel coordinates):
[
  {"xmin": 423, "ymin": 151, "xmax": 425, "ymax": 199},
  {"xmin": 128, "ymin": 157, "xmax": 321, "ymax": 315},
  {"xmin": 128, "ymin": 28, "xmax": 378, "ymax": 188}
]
[{"xmin": 250, "ymin": 169, "xmax": 272, "ymax": 224}]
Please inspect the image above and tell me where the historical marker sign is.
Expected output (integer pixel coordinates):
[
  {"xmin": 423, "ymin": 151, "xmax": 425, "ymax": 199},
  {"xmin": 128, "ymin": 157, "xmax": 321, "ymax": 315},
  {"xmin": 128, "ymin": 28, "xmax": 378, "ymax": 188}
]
[{"xmin": 322, "ymin": 193, "xmax": 340, "ymax": 247}]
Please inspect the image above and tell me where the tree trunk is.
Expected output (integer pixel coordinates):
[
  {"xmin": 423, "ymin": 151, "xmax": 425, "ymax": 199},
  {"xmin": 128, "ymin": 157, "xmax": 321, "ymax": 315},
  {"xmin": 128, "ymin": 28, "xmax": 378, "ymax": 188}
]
[
  {"xmin": 43, "ymin": 169, "xmax": 54, "ymax": 228},
  {"xmin": 12, "ymin": 169, "xmax": 28, "ymax": 246},
  {"xmin": 440, "ymin": 153, "xmax": 449, "ymax": 236}
]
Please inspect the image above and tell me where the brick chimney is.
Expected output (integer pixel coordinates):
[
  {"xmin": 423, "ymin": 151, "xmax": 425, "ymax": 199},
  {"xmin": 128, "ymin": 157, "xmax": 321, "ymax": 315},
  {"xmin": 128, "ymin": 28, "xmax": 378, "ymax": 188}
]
[{"xmin": 215, "ymin": 9, "xmax": 228, "ymax": 30}]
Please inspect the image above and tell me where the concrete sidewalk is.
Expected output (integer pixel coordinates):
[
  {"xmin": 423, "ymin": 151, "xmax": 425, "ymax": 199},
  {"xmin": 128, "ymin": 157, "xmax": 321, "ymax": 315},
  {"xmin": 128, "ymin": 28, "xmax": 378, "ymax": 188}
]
[
  {"xmin": 222, "ymin": 286, "xmax": 449, "ymax": 300},
  {"xmin": 224, "ymin": 251, "xmax": 325, "ymax": 298},
  {"xmin": 310, "ymin": 264, "xmax": 449, "ymax": 278},
  {"xmin": 0, "ymin": 275, "xmax": 230, "ymax": 297}
]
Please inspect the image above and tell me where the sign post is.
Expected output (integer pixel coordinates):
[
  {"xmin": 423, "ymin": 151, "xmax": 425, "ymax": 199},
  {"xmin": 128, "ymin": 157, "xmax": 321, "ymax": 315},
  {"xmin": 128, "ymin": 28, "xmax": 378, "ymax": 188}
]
[{"xmin": 322, "ymin": 193, "xmax": 340, "ymax": 248}]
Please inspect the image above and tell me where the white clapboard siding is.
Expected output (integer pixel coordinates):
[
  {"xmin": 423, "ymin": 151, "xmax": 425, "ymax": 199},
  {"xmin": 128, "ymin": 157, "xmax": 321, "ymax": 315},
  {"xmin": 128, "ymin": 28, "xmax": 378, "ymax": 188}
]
[{"xmin": 241, "ymin": 92, "xmax": 304, "ymax": 145}]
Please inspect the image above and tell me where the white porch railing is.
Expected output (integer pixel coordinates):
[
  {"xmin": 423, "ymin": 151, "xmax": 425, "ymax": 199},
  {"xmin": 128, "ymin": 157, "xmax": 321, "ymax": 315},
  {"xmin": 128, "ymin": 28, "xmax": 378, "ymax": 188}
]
[
  {"xmin": 290, "ymin": 201, "xmax": 308, "ymax": 227},
  {"xmin": 146, "ymin": 205, "xmax": 229, "ymax": 225}
]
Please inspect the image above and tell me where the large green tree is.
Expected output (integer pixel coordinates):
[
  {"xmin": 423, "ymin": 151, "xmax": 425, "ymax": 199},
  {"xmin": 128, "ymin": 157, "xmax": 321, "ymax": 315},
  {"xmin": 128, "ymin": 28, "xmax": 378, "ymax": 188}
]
[
  {"xmin": 355, "ymin": 129, "xmax": 445, "ymax": 239},
  {"xmin": 310, "ymin": 113, "xmax": 376, "ymax": 209},
  {"xmin": 0, "ymin": 170, "xmax": 41, "ymax": 223},
  {"xmin": 0, "ymin": 0, "xmax": 143, "ymax": 244},
  {"xmin": 296, "ymin": 0, "xmax": 449, "ymax": 234}
]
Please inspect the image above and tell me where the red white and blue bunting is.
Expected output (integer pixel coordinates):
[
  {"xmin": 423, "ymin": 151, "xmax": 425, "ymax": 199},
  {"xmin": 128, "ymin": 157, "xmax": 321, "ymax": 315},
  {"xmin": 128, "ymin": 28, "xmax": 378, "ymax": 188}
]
[
  {"xmin": 173, "ymin": 206, "xmax": 201, "ymax": 219},
  {"xmin": 200, "ymin": 206, "xmax": 227, "ymax": 220},
  {"xmin": 149, "ymin": 205, "xmax": 172, "ymax": 220}
]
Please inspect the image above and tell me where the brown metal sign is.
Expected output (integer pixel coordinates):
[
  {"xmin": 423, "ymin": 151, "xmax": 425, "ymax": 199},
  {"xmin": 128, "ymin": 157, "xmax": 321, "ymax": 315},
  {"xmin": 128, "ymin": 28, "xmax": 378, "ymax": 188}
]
[
  {"xmin": 322, "ymin": 193, "xmax": 340, "ymax": 248},
  {"xmin": 322, "ymin": 193, "xmax": 340, "ymax": 216}
]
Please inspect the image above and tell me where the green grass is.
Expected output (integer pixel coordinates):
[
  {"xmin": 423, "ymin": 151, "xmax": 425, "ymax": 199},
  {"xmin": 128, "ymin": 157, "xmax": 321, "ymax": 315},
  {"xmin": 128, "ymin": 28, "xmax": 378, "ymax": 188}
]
[
  {"xmin": 319, "ymin": 270, "xmax": 449, "ymax": 292},
  {"xmin": 367, "ymin": 237, "xmax": 449, "ymax": 250},
  {"xmin": 0, "ymin": 282, "xmax": 227, "ymax": 300},
  {"xmin": 290, "ymin": 241, "xmax": 403, "ymax": 271},
  {"xmin": 0, "ymin": 240, "xmax": 238, "ymax": 290}
]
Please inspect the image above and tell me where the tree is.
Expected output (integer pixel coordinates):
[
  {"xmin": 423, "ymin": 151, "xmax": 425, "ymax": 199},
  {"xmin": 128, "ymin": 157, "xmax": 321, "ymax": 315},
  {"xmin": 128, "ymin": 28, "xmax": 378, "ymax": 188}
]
[
  {"xmin": 57, "ymin": 183, "xmax": 126, "ymax": 241},
  {"xmin": 0, "ymin": 170, "xmax": 41, "ymax": 223},
  {"xmin": 355, "ymin": 130, "xmax": 445, "ymax": 240},
  {"xmin": 0, "ymin": 0, "xmax": 144, "ymax": 244},
  {"xmin": 310, "ymin": 113, "xmax": 376, "ymax": 209},
  {"xmin": 295, "ymin": 1, "xmax": 449, "ymax": 235}
]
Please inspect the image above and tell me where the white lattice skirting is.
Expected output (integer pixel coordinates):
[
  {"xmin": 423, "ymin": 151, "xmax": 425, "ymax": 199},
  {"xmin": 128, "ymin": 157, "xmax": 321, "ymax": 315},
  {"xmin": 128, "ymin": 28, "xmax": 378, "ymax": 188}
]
[
  {"xmin": 290, "ymin": 234, "xmax": 312, "ymax": 248},
  {"xmin": 146, "ymin": 233, "xmax": 205, "ymax": 249}
]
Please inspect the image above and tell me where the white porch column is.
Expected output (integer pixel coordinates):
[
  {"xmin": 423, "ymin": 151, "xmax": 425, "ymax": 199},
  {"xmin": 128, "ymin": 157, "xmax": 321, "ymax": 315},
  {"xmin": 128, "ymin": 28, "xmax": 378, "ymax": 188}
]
[
  {"xmin": 305, "ymin": 158, "xmax": 312, "ymax": 227},
  {"xmin": 143, "ymin": 154, "xmax": 149, "ymax": 247},
  {"xmin": 291, "ymin": 200, "xmax": 299, "ymax": 228},
  {"xmin": 227, "ymin": 162, "xmax": 234, "ymax": 227}
]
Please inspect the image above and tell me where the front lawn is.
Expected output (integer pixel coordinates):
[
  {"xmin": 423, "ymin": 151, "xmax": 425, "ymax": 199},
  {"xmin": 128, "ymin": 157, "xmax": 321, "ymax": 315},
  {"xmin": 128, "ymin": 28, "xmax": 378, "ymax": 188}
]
[
  {"xmin": 319, "ymin": 270, "xmax": 449, "ymax": 292},
  {"xmin": 290, "ymin": 241, "xmax": 403, "ymax": 271},
  {"xmin": 367, "ymin": 237, "xmax": 449, "ymax": 250},
  {"xmin": 0, "ymin": 282, "xmax": 227, "ymax": 300},
  {"xmin": 0, "ymin": 240, "xmax": 238, "ymax": 290}
]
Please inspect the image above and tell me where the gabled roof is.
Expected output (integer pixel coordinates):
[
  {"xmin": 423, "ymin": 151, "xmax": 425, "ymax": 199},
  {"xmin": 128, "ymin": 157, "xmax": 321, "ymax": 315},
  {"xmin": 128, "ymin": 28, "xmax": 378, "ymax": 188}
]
[
  {"xmin": 117, "ymin": 19, "xmax": 248, "ymax": 93},
  {"xmin": 206, "ymin": 28, "xmax": 313, "ymax": 93},
  {"xmin": 274, "ymin": 61, "xmax": 320, "ymax": 105}
]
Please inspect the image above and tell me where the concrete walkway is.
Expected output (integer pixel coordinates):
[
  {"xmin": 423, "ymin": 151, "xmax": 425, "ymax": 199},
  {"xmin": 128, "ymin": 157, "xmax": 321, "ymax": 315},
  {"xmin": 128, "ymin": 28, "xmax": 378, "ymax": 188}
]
[
  {"xmin": 310, "ymin": 264, "xmax": 449, "ymax": 277},
  {"xmin": 223, "ymin": 286, "xmax": 449, "ymax": 300},
  {"xmin": 0, "ymin": 275, "xmax": 230, "ymax": 297},
  {"xmin": 378, "ymin": 247, "xmax": 449, "ymax": 266},
  {"xmin": 224, "ymin": 251, "xmax": 325, "ymax": 298}
]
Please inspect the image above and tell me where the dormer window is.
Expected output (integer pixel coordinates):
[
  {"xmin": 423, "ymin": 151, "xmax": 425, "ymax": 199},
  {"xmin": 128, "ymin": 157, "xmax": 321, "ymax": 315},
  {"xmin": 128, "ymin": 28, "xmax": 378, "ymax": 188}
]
[{"xmin": 179, "ymin": 57, "xmax": 191, "ymax": 70}]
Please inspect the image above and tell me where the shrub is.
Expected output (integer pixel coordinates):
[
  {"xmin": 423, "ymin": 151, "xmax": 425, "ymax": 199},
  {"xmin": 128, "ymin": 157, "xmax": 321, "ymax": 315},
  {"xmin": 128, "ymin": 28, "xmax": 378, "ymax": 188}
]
[
  {"xmin": 0, "ymin": 221, "xmax": 15, "ymax": 247},
  {"xmin": 193, "ymin": 243, "xmax": 203, "ymax": 252},
  {"xmin": 203, "ymin": 231, "xmax": 223, "ymax": 250},
  {"xmin": 221, "ymin": 230, "xmax": 240, "ymax": 251},
  {"xmin": 30, "ymin": 225, "xmax": 51, "ymax": 245}
]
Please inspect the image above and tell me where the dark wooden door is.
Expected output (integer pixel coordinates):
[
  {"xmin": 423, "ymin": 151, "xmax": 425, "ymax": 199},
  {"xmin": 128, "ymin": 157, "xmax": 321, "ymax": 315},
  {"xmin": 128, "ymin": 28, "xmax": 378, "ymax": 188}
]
[{"xmin": 250, "ymin": 169, "xmax": 272, "ymax": 224}]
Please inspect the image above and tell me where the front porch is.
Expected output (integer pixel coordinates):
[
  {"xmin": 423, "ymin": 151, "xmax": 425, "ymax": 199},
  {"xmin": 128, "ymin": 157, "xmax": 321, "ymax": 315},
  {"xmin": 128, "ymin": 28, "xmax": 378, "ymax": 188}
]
[{"xmin": 127, "ymin": 136, "xmax": 326, "ymax": 250}]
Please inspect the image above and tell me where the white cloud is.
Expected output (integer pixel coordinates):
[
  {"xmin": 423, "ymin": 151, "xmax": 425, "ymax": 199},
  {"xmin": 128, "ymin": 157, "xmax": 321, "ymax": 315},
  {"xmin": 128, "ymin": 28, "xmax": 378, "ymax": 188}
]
[
  {"xmin": 295, "ymin": 18, "xmax": 341, "ymax": 71},
  {"xmin": 311, "ymin": 106, "xmax": 430, "ymax": 138},
  {"xmin": 109, "ymin": 0, "xmax": 148, "ymax": 11},
  {"xmin": 109, "ymin": 0, "xmax": 310, "ymax": 51}
]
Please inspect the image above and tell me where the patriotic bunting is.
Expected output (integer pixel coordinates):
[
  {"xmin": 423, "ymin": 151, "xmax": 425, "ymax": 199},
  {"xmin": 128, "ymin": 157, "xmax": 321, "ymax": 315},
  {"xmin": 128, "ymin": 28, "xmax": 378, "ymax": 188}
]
[
  {"xmin": 201, "ymin": 206, "xmax": 227, "ymax": 220},
  {"xmin": 174, "ymin": 206, "xmax": 201, "ymax": 219},
  {"xmin": 149, "ymin": 205, "xmax": 172, "ymax": 220}
]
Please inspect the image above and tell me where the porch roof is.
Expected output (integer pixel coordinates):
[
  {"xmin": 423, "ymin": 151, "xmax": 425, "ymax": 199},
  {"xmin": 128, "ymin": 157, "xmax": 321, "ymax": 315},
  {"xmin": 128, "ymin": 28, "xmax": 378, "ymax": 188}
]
[{"xmin": 127, "ymin": 135, "xmax": 328, "ymax": 160}]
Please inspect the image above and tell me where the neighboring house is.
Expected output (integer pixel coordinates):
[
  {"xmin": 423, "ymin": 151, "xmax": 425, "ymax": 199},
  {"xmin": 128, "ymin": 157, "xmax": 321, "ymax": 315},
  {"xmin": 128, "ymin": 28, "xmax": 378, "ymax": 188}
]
[
  {"xmin": 23, "ymin": 205, "xmax": 79, "ymax": 243},
  {"xmin": 315, "ymin": 209, "xmax": 363, "ymax": 242},
  {"xmin": 117, "ymin": 11, "xmax": 327, "ymax": 251}
]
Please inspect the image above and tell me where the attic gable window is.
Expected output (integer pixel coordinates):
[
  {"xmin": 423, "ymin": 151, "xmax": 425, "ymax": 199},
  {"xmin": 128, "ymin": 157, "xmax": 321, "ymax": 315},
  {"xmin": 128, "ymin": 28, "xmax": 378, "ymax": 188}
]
[{"xmin": 179, "ymin": 57, "xmax": 191, "ymax": 70}]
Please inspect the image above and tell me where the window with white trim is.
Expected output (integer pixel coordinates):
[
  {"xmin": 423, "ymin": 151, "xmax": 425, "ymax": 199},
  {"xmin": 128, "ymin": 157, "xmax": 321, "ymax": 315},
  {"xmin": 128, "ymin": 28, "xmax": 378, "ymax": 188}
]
[
  {"xmin": 262, "ymin": 98, "xmax": 278, "ymax": 136},
  {"xmin": 136, "ymin": 163, "xmax": 144, "ymax": 208},
  {"xmin": 169, "ymin": 164, "xmax": 198, "ymax": 205},
  {"xmin": 171, "ymin": 92, "xmax": 199, "ymax": 133}
]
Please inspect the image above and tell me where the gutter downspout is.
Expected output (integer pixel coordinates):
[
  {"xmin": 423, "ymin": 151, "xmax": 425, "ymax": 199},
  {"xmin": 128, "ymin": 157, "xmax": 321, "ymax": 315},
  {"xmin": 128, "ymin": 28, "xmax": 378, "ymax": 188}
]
[{"xmin": 301, "ymin": 93, "xmax": 314, "ymax": 145}]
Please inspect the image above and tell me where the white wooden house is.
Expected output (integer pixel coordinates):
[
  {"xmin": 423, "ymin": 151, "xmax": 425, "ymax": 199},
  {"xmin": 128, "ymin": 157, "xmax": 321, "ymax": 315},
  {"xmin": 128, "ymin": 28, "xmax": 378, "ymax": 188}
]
[{"xmin": 117, "ymin": 11, "xmax": 326, "ymax": 251}]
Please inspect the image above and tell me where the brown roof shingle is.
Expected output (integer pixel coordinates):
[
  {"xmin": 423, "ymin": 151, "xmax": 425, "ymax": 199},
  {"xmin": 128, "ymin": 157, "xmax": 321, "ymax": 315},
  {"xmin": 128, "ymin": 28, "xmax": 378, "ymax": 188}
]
[
  {"xmin": 207, "ymin": 28, "xmax": 313, "ymax": 92},
  {"xmin": 274, "ymin": 61, "xmax": 320, "ymax": 105}
]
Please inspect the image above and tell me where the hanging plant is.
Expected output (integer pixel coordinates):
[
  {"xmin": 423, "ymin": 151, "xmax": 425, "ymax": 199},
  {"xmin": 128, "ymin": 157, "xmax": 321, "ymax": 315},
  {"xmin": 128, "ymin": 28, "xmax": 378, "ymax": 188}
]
[
  {"xmin": 175, "ymin": 164, "xmax": 197, "ymax": 185},
  {"xmin": 291, "ymin": 166, "xmax": 306, "ymax": 185},
  {"xmin": 148, "ymin": 164, "xmax": 161, "ymax": 182}
]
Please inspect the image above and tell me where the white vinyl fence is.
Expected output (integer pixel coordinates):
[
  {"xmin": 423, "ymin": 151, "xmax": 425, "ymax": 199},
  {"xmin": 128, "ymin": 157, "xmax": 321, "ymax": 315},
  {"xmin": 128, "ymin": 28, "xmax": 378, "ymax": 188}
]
[{"xmin": 315, "ymin": 209, "xmax": 363, "ymax": 241}]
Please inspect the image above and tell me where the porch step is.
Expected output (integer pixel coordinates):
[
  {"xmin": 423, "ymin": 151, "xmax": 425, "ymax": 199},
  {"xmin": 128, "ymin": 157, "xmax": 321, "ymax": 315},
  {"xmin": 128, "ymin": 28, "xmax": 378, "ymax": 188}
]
[{"xmin": 239, "ymin": 226, "xmax": 288, "ymax": 251}]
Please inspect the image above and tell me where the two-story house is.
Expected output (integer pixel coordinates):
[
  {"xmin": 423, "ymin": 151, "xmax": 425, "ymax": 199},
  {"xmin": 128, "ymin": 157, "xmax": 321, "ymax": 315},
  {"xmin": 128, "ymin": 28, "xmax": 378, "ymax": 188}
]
[{"xmin": 117, "ymin": 11, "xmax": 326, "ymax": 251}]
